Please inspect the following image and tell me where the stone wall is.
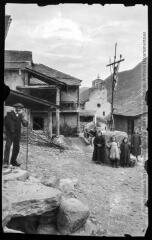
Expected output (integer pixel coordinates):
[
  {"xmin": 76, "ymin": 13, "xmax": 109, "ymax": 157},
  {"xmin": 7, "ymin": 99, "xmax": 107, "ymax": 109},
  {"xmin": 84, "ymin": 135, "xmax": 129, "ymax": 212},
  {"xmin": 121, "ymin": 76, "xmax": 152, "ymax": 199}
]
[{"xmin": 52, "ymin": 112, "xmax": 78, "ymax": 136}]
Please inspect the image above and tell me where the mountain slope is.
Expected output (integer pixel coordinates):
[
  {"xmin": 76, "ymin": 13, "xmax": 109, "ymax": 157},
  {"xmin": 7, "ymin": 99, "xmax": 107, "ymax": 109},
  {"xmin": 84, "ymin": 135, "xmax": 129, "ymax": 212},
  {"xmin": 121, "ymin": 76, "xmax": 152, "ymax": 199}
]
[
  {"xmin": 80, "ymin": 58, "xmax": 148, "ymax": 116},
  {"xmin": 104, "ymin": 58, "xmax": 148, "ymax": 116}
]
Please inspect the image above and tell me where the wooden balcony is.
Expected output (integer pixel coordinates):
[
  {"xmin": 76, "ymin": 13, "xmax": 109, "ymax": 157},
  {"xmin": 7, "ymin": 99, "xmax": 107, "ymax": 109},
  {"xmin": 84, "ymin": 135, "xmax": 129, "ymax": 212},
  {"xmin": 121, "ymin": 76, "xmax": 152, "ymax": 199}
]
[{"xmin": 60, "ymin": 101, "xmax": 79, "ymax": 112}]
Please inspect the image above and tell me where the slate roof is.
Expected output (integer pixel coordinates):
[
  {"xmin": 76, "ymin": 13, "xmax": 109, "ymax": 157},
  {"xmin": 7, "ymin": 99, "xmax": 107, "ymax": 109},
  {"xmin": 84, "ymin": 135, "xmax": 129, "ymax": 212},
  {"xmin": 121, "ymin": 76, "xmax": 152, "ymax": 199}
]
[
  {"xmin": 26, "ymin": 64, "xmax": 82, "ymax": 86},
  {"xmin": 5, "ymin": 62, "xmax": 31, "ymax": 69},
  {"xmin": 80, "ymin": 88, "xmax": 90, "ymax": 103},
  {"xmin": 5, "ymin": 50, "xmax": 32, "ymax": 62}
]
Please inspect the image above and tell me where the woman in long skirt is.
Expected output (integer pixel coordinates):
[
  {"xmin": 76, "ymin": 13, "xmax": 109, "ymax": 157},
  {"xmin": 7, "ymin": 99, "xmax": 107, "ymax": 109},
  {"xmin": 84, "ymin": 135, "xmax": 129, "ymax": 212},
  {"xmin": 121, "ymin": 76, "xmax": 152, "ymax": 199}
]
[
  {"xmin": 131, "ymin": 128, "xmax": 141, "ymax": 161},
  {"xmin": 92, "ymin": 130, "xmax": 106, "ymax": 164},
  {"xmin": 120, "ymin": 137, "xmax": 130, "ymax": 167}
]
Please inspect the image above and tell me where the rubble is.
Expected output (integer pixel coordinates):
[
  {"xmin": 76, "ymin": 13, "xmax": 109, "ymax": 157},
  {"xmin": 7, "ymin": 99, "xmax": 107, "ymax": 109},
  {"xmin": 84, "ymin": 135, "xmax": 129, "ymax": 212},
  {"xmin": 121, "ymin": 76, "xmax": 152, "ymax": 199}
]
[{"xmin": 21, "ymin": 130, "xmax": 66, "ymax": 150}]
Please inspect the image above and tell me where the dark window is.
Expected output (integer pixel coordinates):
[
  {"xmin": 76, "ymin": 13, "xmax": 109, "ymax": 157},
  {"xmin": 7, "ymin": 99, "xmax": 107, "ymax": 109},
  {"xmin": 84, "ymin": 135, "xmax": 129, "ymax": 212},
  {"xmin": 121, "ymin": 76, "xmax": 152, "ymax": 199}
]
[
  {"xmin": 97, "ymin": 103, "xmax": 101, "ymax": 108},
  {"xmin": 33, "ymin": 117, "xmax": 44, "ymax": 130},
  {"xmin": 127, "ymin": 119, "xmax": 134, "ymax": 134},
  {"xmin": 103, "ymin": 111, "xmax": 105, "ymax": 116}
]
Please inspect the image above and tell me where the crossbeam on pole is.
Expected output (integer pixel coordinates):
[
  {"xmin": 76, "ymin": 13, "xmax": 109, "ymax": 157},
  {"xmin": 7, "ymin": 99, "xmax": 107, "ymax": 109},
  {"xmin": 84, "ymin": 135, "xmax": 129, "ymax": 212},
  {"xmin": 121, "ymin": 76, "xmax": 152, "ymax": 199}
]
[{"xmin": 106, "ymin": 58, "xmax": 125, "ymax": 67}]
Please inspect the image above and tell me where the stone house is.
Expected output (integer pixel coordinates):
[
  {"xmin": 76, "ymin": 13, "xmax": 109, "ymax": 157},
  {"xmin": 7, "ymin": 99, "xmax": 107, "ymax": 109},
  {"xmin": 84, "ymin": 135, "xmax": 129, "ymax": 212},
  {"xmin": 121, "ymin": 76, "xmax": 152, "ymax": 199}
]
[
  {"xmin": 113, "ymin": 97, "xmax": 147, "ymax": 145},
  {"xmin": 4, "ymin": 50, "xmax": 82, "ymax": 137}
]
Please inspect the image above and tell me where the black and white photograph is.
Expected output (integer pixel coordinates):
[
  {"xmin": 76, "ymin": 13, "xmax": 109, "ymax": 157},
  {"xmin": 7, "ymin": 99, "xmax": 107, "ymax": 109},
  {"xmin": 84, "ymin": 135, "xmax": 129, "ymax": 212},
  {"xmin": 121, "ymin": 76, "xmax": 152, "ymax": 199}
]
[{"xmin": 2, "ymin": 3, "xmax": 148, "ymax": 236}]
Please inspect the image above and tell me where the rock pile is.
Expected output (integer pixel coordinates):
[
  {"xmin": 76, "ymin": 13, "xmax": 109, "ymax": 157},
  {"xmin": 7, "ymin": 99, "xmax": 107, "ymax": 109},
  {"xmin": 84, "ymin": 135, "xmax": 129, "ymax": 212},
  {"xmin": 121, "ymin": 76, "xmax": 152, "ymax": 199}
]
[
  {"xmin": 102, "ymin": 130, "xmax": 128, "ymax": 144},
  {"xmin": 2, "ymin": 168, "xmax": 90, "ymax": 235},
  {"xmin": 52, "ymin": 135, "xmax": 71, "ymax": 150}
]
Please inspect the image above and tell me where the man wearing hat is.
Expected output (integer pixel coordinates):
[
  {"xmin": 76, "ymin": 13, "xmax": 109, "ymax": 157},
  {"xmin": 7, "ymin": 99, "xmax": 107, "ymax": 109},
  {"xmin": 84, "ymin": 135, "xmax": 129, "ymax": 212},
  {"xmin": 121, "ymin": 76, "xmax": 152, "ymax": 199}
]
[{"xmin": 3, "ymin": 103, "xmax": 28, "ymax": 167}]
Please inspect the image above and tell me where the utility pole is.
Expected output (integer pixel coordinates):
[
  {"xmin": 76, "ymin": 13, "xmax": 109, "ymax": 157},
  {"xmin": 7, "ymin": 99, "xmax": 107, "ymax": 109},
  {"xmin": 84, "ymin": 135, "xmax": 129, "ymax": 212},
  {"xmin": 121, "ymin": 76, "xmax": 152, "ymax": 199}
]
[{"xmin": 106, "ymin": 43, "xmax": 125, "ymax": 131}]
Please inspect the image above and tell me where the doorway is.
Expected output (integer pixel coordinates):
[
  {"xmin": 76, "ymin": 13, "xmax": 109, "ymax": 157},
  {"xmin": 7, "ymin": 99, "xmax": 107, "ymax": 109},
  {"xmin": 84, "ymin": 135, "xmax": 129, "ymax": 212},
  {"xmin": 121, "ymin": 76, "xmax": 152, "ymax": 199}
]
[{"xmin": 33, "ymin": 117, "xmax": 44, "ymax": 130}]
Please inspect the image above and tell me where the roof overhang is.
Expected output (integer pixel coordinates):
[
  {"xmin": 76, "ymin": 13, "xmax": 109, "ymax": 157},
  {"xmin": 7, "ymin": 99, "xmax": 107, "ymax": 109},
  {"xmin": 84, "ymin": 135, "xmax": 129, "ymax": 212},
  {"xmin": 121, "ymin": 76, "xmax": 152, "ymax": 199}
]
[
  {"xmin": 26, "ymin": 67, "xmax": 66, "ymax": 87},
  {"xmin": 17, "ymin": 85, "xmax": 57, "ymax": 90},
  {"xmin": 5, "ymin": 90, "xmax": 60, "ymax": 110},
  {"xmin": 113, "ymin": 111, "xmax": 148, "ymax": 117}
]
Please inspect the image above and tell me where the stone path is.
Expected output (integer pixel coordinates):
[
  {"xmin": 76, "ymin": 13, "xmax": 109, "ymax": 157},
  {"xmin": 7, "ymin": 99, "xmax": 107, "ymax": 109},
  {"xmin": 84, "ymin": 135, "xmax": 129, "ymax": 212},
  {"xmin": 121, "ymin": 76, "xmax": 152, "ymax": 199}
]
[{"xmin": 17, "ymin": 138, "xmax": 148, "ymax": 236}]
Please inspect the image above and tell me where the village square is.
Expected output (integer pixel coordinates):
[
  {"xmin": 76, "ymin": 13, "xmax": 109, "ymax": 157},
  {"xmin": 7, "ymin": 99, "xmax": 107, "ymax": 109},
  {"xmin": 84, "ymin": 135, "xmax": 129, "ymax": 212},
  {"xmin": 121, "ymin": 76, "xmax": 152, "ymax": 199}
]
[{"xmin": 2, "ymin": 4, "xmax": 148, "ymax": 237}]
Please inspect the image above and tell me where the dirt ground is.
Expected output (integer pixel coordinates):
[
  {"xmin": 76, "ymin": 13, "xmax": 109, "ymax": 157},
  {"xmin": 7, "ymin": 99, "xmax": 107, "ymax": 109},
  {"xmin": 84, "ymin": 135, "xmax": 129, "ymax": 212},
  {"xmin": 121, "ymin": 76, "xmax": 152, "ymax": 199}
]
[{"xmin": 18, "ymin": 137, "xmax": 148, "ymax": 236}]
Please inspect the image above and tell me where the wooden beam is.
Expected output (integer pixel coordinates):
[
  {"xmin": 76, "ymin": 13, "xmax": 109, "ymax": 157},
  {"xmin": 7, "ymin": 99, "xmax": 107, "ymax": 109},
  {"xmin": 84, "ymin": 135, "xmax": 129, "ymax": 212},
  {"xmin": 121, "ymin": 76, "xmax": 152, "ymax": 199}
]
[
  {"xmin": 106, "ymin": 58, "xmax": 125, "ymax": 67},
  {"xmin": 26, "ymin": 67, "xmax": 65, "ymax": 87},
  {"xmin": 48, "ymin": 110, "xmax": 52, "ymax": 138},
  {"xmin": 56, "ymin": 88, "xmax": 60, "ymax": 136},
  {"xmin": 17, "ymin": 85, "xmax": 58, "ymax": 89}
]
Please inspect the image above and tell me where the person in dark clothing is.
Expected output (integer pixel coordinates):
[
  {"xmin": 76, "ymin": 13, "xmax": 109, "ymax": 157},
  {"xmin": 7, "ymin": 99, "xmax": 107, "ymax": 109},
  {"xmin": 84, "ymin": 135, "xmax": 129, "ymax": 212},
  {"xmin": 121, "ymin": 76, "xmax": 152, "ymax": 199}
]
[
  {"xmin": 120, "ymin": 137, "xmax": 130, "ymax": 167},
  {"xmin": 131, "ymin": 128, "xmax": 141, "ymax": 161},
  {"xmin": 3, "ymin": 103, "xmax": 28, "ymax": 167},
  {"xmin": 92, "ymin": 130, "xmax": 106, "ymax": 164}
]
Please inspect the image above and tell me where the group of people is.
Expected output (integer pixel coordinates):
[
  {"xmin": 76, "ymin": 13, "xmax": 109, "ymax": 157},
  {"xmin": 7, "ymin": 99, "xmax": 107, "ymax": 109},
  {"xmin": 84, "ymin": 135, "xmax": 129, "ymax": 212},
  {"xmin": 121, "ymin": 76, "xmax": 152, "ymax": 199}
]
[
  {"xmin": 3, "ymin": 102, "xmax": 142, "ymax": 169},
  {"xmin": 92, "ymin": 129, "xmax": 141, "ymax": 168}
]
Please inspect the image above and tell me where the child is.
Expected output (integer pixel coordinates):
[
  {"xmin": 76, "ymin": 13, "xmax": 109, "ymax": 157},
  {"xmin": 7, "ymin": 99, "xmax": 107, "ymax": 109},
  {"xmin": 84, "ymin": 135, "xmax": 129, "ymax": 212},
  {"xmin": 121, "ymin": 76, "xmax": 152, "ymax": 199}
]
[
  {"xmin": 108, "ymin": 136, "xmax": 120, "ymax": 167},
  {"xmin": 120, "ymin": 137, "xmax": 130, "ymax": 167}
]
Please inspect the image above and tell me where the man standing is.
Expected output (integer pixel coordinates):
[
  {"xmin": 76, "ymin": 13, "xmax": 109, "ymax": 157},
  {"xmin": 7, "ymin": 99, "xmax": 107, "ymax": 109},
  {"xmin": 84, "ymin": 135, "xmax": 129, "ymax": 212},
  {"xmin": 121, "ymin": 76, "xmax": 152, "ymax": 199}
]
[
  {"xmin": 3, "ymin": 103, "xmax": 28, "ymax": 167},
  {"xmin": 131, "ymin": 127, "xmax": 141, "ymax": 161}
]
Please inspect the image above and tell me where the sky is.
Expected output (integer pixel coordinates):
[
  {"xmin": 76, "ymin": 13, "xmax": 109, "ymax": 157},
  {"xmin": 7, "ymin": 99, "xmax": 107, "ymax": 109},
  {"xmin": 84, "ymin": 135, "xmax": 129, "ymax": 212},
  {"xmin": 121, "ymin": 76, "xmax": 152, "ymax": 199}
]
[{"xmin": 5, "ymin": 4, "xmax": 148, "ymax": 87}]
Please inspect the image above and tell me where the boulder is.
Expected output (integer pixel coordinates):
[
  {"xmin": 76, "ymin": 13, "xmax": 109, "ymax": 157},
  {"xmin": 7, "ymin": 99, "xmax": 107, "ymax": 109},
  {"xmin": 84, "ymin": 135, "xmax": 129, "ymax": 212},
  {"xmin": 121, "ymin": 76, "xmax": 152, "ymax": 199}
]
[
  {"xmin": 41, "ymin": 176, "xmax": 59, "ymax": 188},
  {"xmin": 39, "ymin": 209, "xmax": 58, "ymax": 224},
  {"xmin": 37, "ymin": 223, "xmax": 58, "ymax": 234},
  {"xmin": 2, "ymin": 168, "xmax": 29, "ymax": 182},
  {"xmin": 57, "ymin": 197, "xmax": 90, "ymax": 234},
  {"xmin": 2, "ymin": 195, "xmax": 12, "ymax": 228},
  {"xmin": 3, "ymin": 226, "xmax": 24, "ymax": 233},
  {"xmin": 71, "ymin": 219, "xmax": 97, "ymax": 236},
  {"xmin": 3, "ymin": 180, "xmax": 62, "ymax": 217},
  {"xmin": 7, "ymin": 215, "xmax": 39, "ymax": 234},
  {"xmin": 71, "ymin": 219, "xmax": 107, "ymax": 236}
]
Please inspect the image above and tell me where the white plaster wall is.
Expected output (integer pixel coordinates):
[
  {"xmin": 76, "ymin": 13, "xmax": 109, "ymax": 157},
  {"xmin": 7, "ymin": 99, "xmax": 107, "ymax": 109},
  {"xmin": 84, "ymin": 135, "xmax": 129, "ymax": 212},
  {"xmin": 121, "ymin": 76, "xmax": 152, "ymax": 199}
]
[
  {"xmin": 4, "ymin": 70, "xmax": 25, "ymax": 90},
  {"xmin": 95, "ymin": 102, "xmax": 111, "ymax": 118},
  {"xmin": 85, "ymin": 88, "xmax": 111, "ymax": 118}
]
